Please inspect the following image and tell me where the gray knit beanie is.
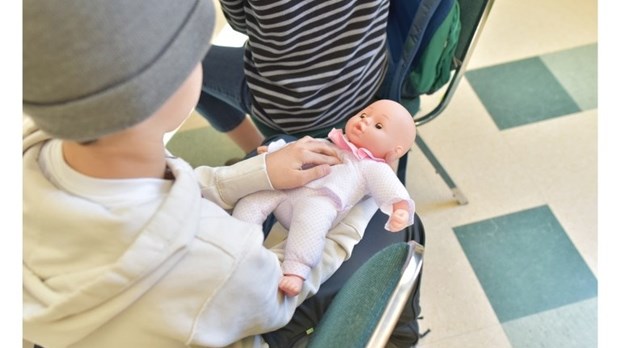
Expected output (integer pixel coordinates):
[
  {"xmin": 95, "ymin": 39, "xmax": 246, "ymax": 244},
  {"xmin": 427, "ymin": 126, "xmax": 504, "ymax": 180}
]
[{"xmin": 23, "ymin": 0, "xmax": 215, "ymax": 141}]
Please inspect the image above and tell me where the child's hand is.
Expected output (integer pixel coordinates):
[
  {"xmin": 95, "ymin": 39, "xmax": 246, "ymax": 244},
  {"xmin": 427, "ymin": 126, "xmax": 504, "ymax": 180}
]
[
  {"xmin": 265, "ymin": 136, "xmax": 342, "ymax": 189},
  {"xmin": 387, "ymin": 209, "xmax": 409, "ymax": 232},
  {"xmin": 257, "ymin": 145, "xmax": 268, "ymax": 154}
]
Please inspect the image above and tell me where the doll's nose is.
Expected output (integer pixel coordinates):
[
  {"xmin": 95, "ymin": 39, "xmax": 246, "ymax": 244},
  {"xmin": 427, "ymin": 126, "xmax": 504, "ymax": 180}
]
[{"xmin": 360, "ymin": 117, "xmax": 370, "ymax": 129}]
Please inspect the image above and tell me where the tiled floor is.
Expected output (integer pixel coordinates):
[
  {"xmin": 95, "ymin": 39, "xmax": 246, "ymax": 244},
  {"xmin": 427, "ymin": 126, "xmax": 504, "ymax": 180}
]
[
  {"xmin": 406, "ymin": 0, "xmax": 598, "ymax": 347},
  {"xmin": 165, "ymin": 0, "xmax": 600, "ymax": 347}
]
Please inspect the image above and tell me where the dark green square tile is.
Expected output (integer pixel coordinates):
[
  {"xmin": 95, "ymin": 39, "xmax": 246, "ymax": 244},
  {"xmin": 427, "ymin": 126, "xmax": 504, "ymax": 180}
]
[
  {"xmin": 466, "ymin": 57, "xmax": 581, "ymax": 130},
  {"xmin": 453, "ymin": 205, "xmax": 597, "ymax": 323}
]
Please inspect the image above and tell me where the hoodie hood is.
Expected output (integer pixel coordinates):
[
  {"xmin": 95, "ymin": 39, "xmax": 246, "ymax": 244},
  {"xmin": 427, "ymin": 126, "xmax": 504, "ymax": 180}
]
[{"xmin": 23, "ymin": 118, "xmax": 203, "ymax": 346}]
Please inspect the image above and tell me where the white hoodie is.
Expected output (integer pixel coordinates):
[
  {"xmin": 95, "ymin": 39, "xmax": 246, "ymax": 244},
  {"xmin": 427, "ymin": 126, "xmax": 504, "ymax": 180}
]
[{"xmin": 22, "ymin": 118, "xmax": 376, "ymax": 347}]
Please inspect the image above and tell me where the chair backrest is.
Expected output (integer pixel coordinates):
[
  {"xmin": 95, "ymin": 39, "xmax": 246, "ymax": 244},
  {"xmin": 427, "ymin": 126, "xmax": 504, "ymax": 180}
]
[
  {"xmin": 412, "ymin": 0, "xmax": 495, "ymax": 126},
  {"xmin": 378, "ymin": 0, "xmax": 495, "ymax": 126},
  {"xmin": 378, "ymin": 0, "xmax": 455, "ymax": 103},
  {"xmin": 307, "ymin": 241, "xmax": 424, "ymax": 348}
]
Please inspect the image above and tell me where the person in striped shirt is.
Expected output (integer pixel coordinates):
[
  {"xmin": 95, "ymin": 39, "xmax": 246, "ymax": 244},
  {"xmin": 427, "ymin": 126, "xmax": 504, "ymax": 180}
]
[{"xmin": 197, "ymin": 0, "xmax": 390, "ymax": 153}]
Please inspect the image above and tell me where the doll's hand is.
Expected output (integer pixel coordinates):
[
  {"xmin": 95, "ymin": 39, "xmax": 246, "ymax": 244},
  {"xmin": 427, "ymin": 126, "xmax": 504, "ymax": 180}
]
[
  {"xmin": 266, "ymin": 136, "xmax": 342, "ymax": 189},
  {"xmin": 387, "ymin": 209, "xmax": 409, "ymax": 232}
]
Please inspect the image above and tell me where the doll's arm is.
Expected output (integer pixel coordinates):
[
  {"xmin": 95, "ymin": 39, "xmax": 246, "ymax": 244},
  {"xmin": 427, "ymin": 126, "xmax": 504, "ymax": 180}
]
[{"xmin": 362, "ymin": 162, "xmax": 415, "ymax": 231}]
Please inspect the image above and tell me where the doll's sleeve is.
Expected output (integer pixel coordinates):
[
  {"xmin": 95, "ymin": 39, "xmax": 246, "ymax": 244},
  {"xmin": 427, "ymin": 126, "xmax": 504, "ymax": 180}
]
[{"xmin": 363, "ymin": 162, "xmax": 415, "ymax": 227}]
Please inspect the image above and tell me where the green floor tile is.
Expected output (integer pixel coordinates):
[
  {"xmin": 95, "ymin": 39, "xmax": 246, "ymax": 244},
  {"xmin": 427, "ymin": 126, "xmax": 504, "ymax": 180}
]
[
  {"xmin": 453, "ymin": 205, "xmax": 597, "ymax": 323},
  {"xmin": 466, "ymin": 57, "xmax": 581, "ymax": 130},
  {"xmin": 166, "ymin": 127, "xmax": 245, "ymax": 168},
  {"xmin": 541, "ymin": 43, "xmax": 598, "ymax": 111}
]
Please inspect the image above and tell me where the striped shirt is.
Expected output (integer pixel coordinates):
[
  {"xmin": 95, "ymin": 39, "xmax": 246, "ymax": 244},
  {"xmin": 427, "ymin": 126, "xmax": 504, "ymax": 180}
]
[{"xmin": 219, "ymin": 0, "xmax": 389, "ymax": 134}]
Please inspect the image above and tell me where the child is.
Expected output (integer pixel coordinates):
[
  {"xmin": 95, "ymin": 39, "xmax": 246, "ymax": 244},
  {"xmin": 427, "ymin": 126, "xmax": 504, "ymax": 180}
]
[
  {"xmin": 197, "ymin": 0, "xmax": 391, "ymax": 153},
  {"xmin": 22, "ymin": 1, "xmax": 377, "ymax": 347},
  {"xmin": 233, "ymin": 99, "xmax": 417, "ymax": 296}
]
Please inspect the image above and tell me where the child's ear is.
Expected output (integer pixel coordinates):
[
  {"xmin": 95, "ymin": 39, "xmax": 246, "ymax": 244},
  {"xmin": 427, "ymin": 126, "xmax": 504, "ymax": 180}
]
[{"xmin": 385, "ymin": 146, "xmax": 404, "ymax": 163}]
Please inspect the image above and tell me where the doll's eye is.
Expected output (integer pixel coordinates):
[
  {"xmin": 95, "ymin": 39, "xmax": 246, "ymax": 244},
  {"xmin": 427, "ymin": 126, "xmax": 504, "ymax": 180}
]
[
  {"xmin": 360, "ymin": 113, "xmax": 367, "ymax": 118},
  {"xmin": 375, "ymin": 123, "xmax": 383, "ymax": 129}
]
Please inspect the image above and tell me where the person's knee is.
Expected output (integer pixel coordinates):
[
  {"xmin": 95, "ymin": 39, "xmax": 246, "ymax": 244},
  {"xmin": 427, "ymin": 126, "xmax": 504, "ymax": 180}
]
[{"xmin": 195, "ymin": 92, "xmax": 246, "ymax": 132}]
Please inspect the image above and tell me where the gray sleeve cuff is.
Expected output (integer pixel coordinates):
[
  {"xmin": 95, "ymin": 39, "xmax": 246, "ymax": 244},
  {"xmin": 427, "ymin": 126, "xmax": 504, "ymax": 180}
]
[{"xmin": 196, "ymin": 154, "xmax": 273, "ymax": 209}]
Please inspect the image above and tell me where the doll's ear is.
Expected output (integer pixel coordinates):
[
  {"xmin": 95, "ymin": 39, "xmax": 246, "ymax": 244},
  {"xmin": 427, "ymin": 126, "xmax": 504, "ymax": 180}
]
[{"xmin": 385, "ymin": 145, "xmax": 404, "ymax": 163}]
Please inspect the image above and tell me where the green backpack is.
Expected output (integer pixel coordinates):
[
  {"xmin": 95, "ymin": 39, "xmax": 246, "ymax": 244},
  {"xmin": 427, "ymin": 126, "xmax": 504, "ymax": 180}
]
[
  {"xmin": 407, "ymin": 0, "xmax": 461, "ymax": 96},
  {"xmin": 378, "ymin": 0, "xmax": 462, "ymax": 110}
]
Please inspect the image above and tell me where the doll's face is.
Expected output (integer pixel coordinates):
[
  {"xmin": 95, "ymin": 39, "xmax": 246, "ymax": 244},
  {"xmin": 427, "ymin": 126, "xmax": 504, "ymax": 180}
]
[{"xmin": 344, "ymin": 99, "xmax": 416, "ymax": 163}]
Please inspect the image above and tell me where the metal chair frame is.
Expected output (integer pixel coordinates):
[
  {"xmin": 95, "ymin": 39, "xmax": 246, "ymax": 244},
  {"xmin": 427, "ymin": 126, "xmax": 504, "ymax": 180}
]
[{"xmin": 408, "ymin": 0, "xmax": 496, "ymax": 205}]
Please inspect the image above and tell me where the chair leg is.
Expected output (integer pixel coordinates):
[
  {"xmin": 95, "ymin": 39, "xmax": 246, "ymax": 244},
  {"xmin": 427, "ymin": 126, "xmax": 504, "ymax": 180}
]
[{"xmin": 415, "ymin": 135, "xmax": 468, "ymax": 205}]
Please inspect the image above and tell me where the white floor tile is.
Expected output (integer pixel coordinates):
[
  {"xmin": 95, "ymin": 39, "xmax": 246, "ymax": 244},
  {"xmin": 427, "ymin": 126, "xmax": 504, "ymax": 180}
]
[
  {"xmin": 417, "ymin": 324, "xmax": 511, "ymax": 348},
  {"xmin": 467, "ymin": 0, "xmax": 598, "ymax": 69}
]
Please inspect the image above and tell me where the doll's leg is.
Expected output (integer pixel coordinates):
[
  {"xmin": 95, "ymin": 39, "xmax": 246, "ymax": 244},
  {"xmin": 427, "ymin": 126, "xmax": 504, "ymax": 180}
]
[
  {"xmin": 232, "ymin": 191, "xmax": 287, "ymax": 226},
  {"xmin": 241, "ymin": 134, "xmax": 300, "ymax": 237},
  {"xmin": 279, "ymin": 196, "xmax": 338, "ymax": 296}
]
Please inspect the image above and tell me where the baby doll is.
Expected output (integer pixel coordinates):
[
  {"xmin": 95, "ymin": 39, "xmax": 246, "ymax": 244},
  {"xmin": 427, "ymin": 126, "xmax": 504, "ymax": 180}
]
[{"xmin": 233, "ymin": 99, "xmax": 417, "ymax": 296}]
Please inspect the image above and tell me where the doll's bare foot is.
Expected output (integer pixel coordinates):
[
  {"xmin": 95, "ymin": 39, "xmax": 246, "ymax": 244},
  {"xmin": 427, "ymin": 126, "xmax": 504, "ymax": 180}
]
[{"xmin": 279, "ymin": 275, "xmax": 304, "ymax": 297}]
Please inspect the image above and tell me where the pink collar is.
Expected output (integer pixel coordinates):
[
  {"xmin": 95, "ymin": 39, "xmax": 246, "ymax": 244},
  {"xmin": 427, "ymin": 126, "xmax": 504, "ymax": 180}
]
[{"xmin": 328, "ymin": 128, "xmax": 385, "ymax": 163}]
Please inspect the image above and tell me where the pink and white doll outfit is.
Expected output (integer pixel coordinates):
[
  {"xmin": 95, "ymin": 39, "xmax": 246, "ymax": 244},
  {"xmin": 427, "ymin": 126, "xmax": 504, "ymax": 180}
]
[{"xmin": 232, "ymin": 128, "xmax": 415, "ymax": 280}]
